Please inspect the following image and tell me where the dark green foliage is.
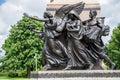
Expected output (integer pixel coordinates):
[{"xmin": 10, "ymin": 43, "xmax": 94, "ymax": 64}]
[
  {"xmin": 17, "ymin": 70, "xmax": 27, "ymax": 77},
  {"xmin": 0, "ymin": 70, "xmax": 27, "ymax": 78},
  {"xmin": 0, "ymin": 72, "xmax": 8, "ymax": 76},
  {"xmin": 1, "ymin": 16, "xmax": 44, "ymax": 72},
  {"xmin": 105, "ymin": 24, "xmax": 120, "ymax": 69},
  {"xmin": 8, "ymin": 70, "xmax": 27, "ymax": 78},
  {"xmin": 8, "ymin": 71, "xmax": 18, "ymax": 77}
]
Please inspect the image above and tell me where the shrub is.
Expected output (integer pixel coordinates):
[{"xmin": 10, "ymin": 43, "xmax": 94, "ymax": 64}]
[
  {"xmin": 8, "ymin": 71, "xmax": 18, "ymax": 77},
  {"xmin": 18, "ymin": 70, "xmax": 27, "ymax": 77},
  {"xmin": 0, "ymin": 72, "xmax": 8, "ymax": 76}
]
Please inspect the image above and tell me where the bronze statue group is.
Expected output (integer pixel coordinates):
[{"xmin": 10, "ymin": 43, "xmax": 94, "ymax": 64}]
[{"xmin": 24, "ymin": 2, "xmax": 115, "ymax": 70}]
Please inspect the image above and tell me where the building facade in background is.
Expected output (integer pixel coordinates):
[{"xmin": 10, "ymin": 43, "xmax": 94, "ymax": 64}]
[{"xmin": 47, "ymin": 0, "xmax": 100, "ymax": 21}]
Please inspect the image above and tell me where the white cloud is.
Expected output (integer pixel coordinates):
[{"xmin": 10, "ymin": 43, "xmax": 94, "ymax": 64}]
[
  {"xmin": 0, "ymin": 35, "xmax": 6, "ymax": 57},
  {"xmin": 99, "ymin": 0, "xmax": 109, "ymax": 4},
  {"xmin": 0, "ymin": 35, "xmax": 7, "ymax": 47},
  {"xmin": 0, "ymin": 0, "xmax": 47, "ymax": 24},
  {"xmin": 0, "ymin": 19, "xmax": 8, "ymax": 35}
]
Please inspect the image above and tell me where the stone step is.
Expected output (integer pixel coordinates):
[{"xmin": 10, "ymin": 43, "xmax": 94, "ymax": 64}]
[
  {"xmin": 30, "ymin": 70, "xmax": 120, "ymax": 80},
  {"xmin": 30, "ymin": 77, "xmax": 120, "ymax": 80}
]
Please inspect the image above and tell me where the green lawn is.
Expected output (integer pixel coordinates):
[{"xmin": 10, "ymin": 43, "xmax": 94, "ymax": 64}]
[{"xmin": 0, "ymin": 76, "xmax": 29, "ymax": 80}]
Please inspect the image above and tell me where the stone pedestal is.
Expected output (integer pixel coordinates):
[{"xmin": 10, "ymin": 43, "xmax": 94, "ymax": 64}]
[
  {"xmin": 30, "ymin": 70, "xmax": 120, "ymax": 80},
  {"xmin": 47, "ymin": 0, "xmax": 100, "ymax": 21}
]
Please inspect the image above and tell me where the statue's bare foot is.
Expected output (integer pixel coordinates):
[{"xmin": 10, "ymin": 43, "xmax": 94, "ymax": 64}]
[
  {"xmin": 43, "ymin": 64, "xmax": 51, "ymax": 70},
  {"xmin": 109, "ymin": 62, "xmax": 115, "ymax": 70},
  {"xmin": 86, "ymin": 63, "xmax": 94, "ymax": 70},
  {"xmin": 64, "ymin": 65, "xmax": 72, "ymax": 70}
]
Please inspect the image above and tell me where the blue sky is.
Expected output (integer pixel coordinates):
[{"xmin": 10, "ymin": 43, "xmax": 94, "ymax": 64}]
[
  {"xmin": 0, "ymin": 0, "xmax": 120, "ymax": 57},
  {"xmin": 0, "ymin": 0, "xmax": 5, "ymax": 5}
]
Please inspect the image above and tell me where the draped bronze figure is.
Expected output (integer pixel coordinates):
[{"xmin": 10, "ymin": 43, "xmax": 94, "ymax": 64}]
[{"xmin": 24, "ymin": 2, "xmax": 115, "ymax": 70}]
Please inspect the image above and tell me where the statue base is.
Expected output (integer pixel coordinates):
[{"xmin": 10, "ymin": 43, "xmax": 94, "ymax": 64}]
[{"xmin": 30, "ymin": 70, "xmax": 120, "ymax": 80}]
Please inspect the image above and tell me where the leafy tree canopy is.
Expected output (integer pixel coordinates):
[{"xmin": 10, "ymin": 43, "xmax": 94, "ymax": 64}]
[
  {"xmin": 105, "ymin": 24, "xmax": 120, "ymax": 69},
  {"xmin": 1, "ymin": 16, "xmax": 44, "ymax": 71}
]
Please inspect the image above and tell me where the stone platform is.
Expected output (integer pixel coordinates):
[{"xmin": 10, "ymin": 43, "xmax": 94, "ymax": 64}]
[{"xmin": 30, "ymin": 70, "xmax": 120, "ymax": 80}]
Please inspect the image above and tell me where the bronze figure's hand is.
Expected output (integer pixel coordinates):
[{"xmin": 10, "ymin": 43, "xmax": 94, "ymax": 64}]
[{"xmin": 23, "ymin": 13, "xmax": 29, "ymax": 18}]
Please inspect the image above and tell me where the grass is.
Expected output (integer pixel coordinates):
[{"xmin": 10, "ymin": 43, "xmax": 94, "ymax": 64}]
[{"xmin": 0, "ymin": 76, "xmax": 29, "ymax": 80}]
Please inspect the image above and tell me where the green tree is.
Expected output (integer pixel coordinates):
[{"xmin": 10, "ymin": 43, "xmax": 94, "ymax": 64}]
[
  {"xmin": 105, "ymin": 24, "xmax": 120, "ymax": 69},
  {"xmin": 1, "ymin": 16, "xmax": 44, "ymax": 77}
]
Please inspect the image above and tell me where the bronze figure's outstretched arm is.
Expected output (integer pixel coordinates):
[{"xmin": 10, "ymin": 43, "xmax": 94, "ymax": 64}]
[
  {"xmin": 29, "ymin": 24, "xmax": 42, "ymax": 33},
  {"xmin": 55, "ymin": 16, "xmax": 67, "ymax": 32},
  {"xmin": 23, "ymin": 13, "xmax": 50, "ymax": 22}
]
